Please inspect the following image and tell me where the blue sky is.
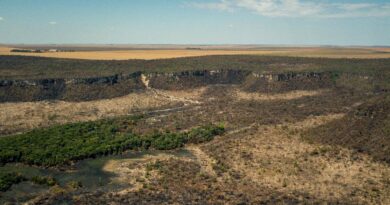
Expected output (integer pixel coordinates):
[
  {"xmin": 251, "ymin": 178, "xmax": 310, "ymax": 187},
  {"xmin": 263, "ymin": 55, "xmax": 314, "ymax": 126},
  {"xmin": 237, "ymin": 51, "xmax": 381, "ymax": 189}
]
[{"xmin": 0, "ymin": 0, "xmax": 389, "ymax": 45}]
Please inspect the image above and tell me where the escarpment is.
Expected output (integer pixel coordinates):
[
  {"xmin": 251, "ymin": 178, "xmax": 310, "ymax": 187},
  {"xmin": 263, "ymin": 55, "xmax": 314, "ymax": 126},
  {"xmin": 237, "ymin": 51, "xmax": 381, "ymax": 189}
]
[
  {"xmin": 0, "ymin": 73, "xmax": 144, "ymax": 102},
  {"xmin": 0, "ymin": 69, "xmax": 368, "ymax": 102},
  {"xmin": 146, "ymin": 69, "xmax": 251, "ymax": 90},
  {"xmin": 241, "ymin": 72, "xmax": 334, "ymax": 93}
]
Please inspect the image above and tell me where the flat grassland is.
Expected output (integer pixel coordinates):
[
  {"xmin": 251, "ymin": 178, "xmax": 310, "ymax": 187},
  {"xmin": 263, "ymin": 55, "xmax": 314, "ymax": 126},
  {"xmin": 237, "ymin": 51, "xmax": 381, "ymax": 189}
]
[{"xmin": 1, "ymin": 46, "xmax": 390, "ymax": 60}]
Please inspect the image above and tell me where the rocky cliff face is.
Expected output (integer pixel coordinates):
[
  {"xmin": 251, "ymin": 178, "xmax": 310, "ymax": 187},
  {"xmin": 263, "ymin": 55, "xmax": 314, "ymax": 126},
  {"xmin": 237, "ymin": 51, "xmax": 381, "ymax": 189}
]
[
  {"xmin": 147, "ymin": 70, "xmax": 251, "ymax": 90},
  {"xmin": 0, "ymin": 72, "xmax": 144, "ymax": 102},
  {"xmin": 0, "ymin": 70, "xmax": 342, "ymax": 102},
  {"xmin": 242, "ymin": 72, "xmax": 334, "ymax": 93}
]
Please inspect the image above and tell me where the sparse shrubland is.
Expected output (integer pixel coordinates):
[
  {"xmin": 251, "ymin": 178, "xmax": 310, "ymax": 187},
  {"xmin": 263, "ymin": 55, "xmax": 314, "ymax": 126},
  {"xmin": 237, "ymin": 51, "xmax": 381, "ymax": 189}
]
[{"xmin": 304, "ymin": 95, "xmax": 390, "ymax": 163}]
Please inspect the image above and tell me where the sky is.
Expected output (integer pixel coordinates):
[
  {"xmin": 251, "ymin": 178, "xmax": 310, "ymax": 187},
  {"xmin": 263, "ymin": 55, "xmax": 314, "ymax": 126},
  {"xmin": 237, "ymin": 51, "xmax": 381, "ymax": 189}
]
[{"xmin": 0, "ymin": 0, "xmax": 389, "ymax": 46}]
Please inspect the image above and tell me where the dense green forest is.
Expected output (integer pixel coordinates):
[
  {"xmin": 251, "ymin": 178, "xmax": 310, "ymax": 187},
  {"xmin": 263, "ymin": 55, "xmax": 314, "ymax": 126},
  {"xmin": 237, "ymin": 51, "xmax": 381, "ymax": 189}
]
[
  {"xmin": 0, "ymin": 115, "xmax": 224, "ymax": 167},
  {"xmin": 1, "ymin": 55, "xmax": 389, "ymax": 79}
]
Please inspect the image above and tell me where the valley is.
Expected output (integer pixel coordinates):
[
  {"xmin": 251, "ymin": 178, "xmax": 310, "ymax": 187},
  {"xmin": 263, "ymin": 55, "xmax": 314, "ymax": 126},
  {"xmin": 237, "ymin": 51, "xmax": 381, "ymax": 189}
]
[{"xmin": 0, "ymin": 54, "xmax": 389, "ymax": 204}]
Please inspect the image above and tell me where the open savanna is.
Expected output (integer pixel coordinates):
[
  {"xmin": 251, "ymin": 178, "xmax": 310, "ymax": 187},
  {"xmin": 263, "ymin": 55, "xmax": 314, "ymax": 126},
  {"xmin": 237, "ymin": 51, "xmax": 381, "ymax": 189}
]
[
  {"xmin": 1, "ymin": 46, "xmax": 390, "ymax": 60},
  {"xmin": 1, "ymin": 53, "xmax": 389, "ymax": 204}
]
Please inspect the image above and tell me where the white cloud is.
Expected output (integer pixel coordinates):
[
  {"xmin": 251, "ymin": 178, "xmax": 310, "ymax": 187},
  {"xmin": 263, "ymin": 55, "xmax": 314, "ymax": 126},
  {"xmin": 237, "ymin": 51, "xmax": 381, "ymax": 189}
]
[
  {"xmin": 188, "ymin": 0, "xmax": 390, "ymax": 18},
  {"xmin": 335, "ymin": 3, "xmax": 375, "ymax": 11},
  {"xmin": 49, "ymin": 21, "xmax": 57, "ymax": 25},
  {"xmin": 186, "ymin": 0, "xmax": 234, "ymax": 12},
  {"xmin": 235, "ymin": 0, "xmax": 322, "ymax": 17},
  {"xmin": 0, "ymin": 17, "xmax": 3, "ymax": 21}
]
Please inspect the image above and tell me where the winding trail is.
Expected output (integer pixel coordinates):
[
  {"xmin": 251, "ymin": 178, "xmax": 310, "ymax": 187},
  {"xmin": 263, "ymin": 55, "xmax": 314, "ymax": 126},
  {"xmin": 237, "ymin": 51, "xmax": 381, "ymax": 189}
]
[{"xmin": 186, "ymin": 146, "xmax": 217, "ymax": 177}]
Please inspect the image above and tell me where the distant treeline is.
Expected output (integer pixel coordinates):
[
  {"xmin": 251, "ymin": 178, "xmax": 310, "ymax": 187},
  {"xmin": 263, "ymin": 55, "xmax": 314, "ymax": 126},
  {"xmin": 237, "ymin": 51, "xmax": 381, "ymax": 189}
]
[
  {"xmin": 10, "ymin": 49, "xmax": 43, "ymax": 53},
  {"xmin": 10, "ymin": 49, "xmax": 75, "ymax": 53}
]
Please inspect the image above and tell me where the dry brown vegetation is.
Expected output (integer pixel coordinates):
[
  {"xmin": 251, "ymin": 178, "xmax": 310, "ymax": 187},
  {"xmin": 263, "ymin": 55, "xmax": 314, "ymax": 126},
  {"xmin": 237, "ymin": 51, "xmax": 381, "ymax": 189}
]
[
  {"xmin": 1, "ymin": 55, "xmax": 390, "ymax": 205},
  {"xmin": 234, "ymin": 88, "xmax": 327, "ymax": 101},
  {"xmin": 2, "ymin": 82, "xmax": 386, "ymax": 204},
  {"xmin": 0, "ymin": 90, "xmax": 181, "ymax": 135},
  {"xmin": 2, "ymin": 46, "xmax": 390, "ymax": 60},
  {"xmin": 102, "ymin": 153, "xmax": 184, "ymax": 194},
  {"xmin": 202, "ymin": 114, "xmax": 390, "ymax": 204},
  {"xmin": 0, "ymin": 86, "xmax": 209, "ymax": 135}
]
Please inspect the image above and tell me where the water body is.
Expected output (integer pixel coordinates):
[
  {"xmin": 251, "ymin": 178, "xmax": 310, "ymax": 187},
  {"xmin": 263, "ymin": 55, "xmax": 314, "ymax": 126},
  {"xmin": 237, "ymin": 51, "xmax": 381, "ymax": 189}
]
[{"xmin": 0, "ymin": 149, "xmax": 193, "ymax": 204}]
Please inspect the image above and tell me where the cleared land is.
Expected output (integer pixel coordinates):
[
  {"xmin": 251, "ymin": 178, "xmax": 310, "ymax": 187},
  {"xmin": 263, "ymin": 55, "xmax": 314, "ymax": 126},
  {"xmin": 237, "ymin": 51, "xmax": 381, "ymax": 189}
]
[{"xmin": 1, "ymin": 46, "xmax": 390, "ymax": 60}]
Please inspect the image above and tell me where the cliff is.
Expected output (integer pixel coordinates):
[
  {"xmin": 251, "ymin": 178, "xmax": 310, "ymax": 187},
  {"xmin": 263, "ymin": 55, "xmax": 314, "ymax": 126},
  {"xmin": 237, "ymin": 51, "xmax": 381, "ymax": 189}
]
[{"xmin": 0, "ymin": 70, "xmax": 377, "ymax": 102}]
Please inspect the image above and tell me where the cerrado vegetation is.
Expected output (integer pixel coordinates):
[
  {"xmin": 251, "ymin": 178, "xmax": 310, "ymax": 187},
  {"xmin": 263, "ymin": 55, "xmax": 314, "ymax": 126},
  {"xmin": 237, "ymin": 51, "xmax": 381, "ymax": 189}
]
[{"xmin": 0, "ymin": 115, "xmax": 225, "ymax": 167}]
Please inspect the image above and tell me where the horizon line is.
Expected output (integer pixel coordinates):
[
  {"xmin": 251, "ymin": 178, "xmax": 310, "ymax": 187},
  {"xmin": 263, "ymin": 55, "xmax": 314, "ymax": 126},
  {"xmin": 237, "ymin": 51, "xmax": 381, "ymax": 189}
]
[{"xmin": 1, "ymin": 43, "xmax": 390, "ymax": 48}]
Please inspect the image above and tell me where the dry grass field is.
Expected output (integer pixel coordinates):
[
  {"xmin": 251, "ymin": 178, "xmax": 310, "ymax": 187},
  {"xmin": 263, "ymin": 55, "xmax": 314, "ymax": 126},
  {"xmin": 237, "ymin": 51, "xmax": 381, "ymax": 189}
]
[
  {"xmin": 0, "ymin": 88, "xmax": 206, "ymax": 135},
  {"xmin": 1, "ymin": 46, "xmax": 390, "ymax": 60}
]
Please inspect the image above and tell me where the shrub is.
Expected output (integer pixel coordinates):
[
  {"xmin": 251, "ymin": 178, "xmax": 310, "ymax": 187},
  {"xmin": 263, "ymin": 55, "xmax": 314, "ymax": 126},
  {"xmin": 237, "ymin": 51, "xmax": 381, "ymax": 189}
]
[
  {"xmin": 67, "ymin": 180, "xmax": 83, "ymax": 189},
  {"xmin": 0, "ymin": 172, "xmax": 27, "ymax": 192},
  {"xmin": 151, "ymin": 133, "xmax": 186, "ymax": 150},
  {"xmin": 186, "ymin": 124, "xmax": 225, "ymax": 143},
  {"xmin": 30, "ymin": 176, "xmax": 58, "ymax": 186}
]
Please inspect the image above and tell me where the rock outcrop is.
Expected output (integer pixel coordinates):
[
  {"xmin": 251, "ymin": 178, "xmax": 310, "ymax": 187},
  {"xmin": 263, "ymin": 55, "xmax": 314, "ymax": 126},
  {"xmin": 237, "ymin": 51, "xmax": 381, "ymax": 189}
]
[
  {"xmin": 0, "ymin": 70, "xmax": 363, "ymax": 102},
  {"xmin": 242, "ymin": 72, "xmax": 335, "ymax": 93},
  {"xmin": 0, "ymin": 73, "xmax": 144, "ymax": 102}
]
